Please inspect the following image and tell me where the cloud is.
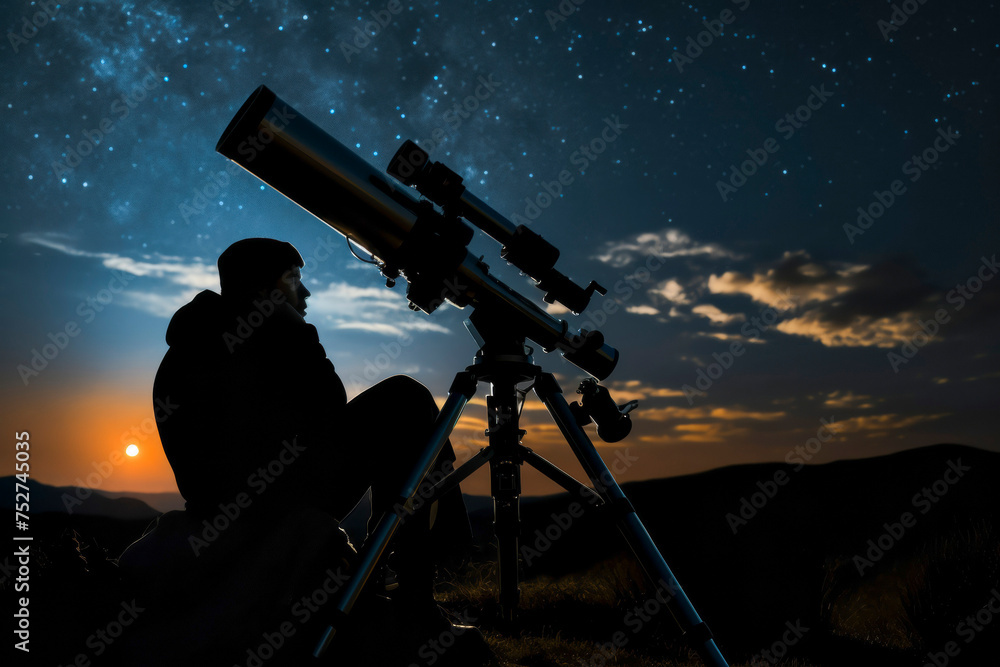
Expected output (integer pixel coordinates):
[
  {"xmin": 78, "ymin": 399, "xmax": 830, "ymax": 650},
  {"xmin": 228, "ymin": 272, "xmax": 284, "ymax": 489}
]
[
  {"xmin": 100, "ymin": 255, "xmax": 218, "ymax": 289},
  {"xmin": 22, "ymin": 233, "xmax": 220, "ymax": 317},
  {"xmin": 605, "ymin": 380, "xmax": 686, "ymax": 402},
  {"xmin": 691, "ymin": 304, "xmax": 746, "ymax": 326},
  {"xmin": 308, "ymin": 281, "xmax": 451, "ymax": 336},
  {"xmin": 650, "ymin": 279, "xmax": 692, "ymax": 304},
  {"xmin": 836, "ymin": 413, "xmax": 949, "ymax": 435},
  {"xmin": 626, "ymin": 305, "xmax": 660, "ymax": 315},
  {"xmin": 708, "ymin": 250, "xmax": 846, "ymax": 309},
  {"xmin": 639, "ymin": 405, "xmax": 785, "ymax": 422},
  {"xmin": 671, "ymin": 422, "xmax": 750, "ymax": 443},
  {"xmin": 696, "ymin": 332, "xmax": 764, "ymax": 344},
  {"xmin": 632, "ymin": 404, "xmax": 784, "ymax": 443},
  {"xmin": 775, "ymin": 312, "xmax": 918, "ymax": 348},
  {"xmin": 594, "ymin": 228, "xmax": 741, "ymax": 268},
  {"xmin": 117, "ymin": 289, "xmax": 203, "ymax": 319},
  {"xmin": 22, "ymin": 234, "xmax": 219, "ymax": 287},
  {"xmin": 21, "ymin": 235, "xmax": 450, "ymax": 339},
  {"xmin": 545, "ymin": 302, "xmax": 572, "ymax": 316},
  {"xmin": 822, "ymin": 391, "xmax": 877, "ymax": 409},
  {"xmin": 709, "ymin": 252, "xmax": 942, "ymax": 348},
  {"xmin": 708, "ymin": 407, "xmax": 786, "ymax": 421}
]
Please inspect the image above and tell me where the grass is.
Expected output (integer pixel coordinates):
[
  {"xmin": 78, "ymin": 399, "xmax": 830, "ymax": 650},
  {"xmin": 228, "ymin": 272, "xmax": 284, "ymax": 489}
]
[
  {"xmin": 8, "ymin": 504, "xmax": 998, "ymax": 666},
  {"xmin": 437, "ymin": 557, "xmax": 820, "ymax": 667},
  {"xmin": 435, "ymin": 520, "xmax": 1000, "ymax": 666}
]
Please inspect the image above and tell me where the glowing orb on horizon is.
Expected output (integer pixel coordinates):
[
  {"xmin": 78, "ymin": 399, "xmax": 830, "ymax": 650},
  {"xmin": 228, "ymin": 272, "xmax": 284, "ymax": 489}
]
[{"xmin": 125, "ymin": 444, "xmax": 139, "ymax": 457}]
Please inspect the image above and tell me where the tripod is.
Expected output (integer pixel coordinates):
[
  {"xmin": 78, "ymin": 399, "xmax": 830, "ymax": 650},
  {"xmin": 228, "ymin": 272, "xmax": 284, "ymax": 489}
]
[{"xmin": 314, "ymin": 312, "xmax": 729, "ymax": 666}]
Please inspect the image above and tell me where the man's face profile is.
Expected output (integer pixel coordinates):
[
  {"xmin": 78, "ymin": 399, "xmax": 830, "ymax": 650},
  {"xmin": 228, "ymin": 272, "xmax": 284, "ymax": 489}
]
[{"xmin": 273, "ymin": 266, "xmax": 310, "ymax": 316}]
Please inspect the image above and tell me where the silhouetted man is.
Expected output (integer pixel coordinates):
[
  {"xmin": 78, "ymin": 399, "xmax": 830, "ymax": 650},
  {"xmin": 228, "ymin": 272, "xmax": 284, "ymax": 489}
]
[{"xmin": 149, "ymin": 237, "xmax": 483, "ymax": 663}]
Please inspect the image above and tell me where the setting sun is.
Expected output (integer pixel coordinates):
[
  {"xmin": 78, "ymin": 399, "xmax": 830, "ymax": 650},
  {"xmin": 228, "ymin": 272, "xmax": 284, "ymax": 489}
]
[{"xmin": 125, "ymin": 444, "xmax": 139, "ymax": 457}]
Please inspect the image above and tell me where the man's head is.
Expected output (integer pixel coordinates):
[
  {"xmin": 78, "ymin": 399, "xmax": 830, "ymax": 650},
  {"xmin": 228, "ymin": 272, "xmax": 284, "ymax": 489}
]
[{"xmin": 218, "ymin": 238, "xmax": 311, "ymax": 315}]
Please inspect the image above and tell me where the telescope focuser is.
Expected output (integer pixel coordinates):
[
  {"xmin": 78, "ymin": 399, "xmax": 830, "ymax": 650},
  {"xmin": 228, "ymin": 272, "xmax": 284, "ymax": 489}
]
[{"xmin": 569, "ymin": 378, "xmax": 638, "ymax": 443}]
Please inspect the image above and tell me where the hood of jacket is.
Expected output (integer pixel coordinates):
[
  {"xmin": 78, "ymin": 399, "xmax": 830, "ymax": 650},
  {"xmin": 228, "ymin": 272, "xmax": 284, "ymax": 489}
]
[{"xmin": 164, "ymin": 290, "xmax": 235, "ymax": 351}]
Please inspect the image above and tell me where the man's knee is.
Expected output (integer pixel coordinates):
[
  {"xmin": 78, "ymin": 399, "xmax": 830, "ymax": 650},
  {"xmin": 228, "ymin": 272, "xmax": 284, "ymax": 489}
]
[{"xmin": 380, "ymin": 375, "xmax": 437, "ymax": 412}]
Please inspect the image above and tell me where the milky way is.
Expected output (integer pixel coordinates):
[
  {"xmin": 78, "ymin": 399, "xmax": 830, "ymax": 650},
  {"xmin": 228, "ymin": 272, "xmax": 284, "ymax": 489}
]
[{"xmin": 2, "ymin": 0, "xmax": 998, "ymax": 492}]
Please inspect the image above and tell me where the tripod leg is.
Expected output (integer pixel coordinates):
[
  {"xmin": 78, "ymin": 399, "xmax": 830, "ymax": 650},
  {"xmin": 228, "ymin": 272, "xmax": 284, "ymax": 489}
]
[
  {"xmin": 313, "ymin": 371, "xmax": 478, "ymax": 658},
  {"xmin": 487, "ymin": 382, "xmax": 523, "ymax": 625},
  {"xmin": 533, "ymin": 373, "xmax": 730, "ymax": 667},
  {"xmin": 520, "ymin": 446, "xmax": 602, "ymax": 504},
  {"xmin": 417, "ymin": 446, "xmax": 494, "ymax": 505}
]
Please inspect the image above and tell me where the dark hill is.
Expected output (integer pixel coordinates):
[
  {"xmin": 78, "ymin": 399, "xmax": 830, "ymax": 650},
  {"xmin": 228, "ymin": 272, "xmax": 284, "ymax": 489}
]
[
  {"xmin": 0, "ymin": 476, "xmax": 160, "ymax": 521},
  {"xmin": 470, "ymin": 443, "xmax": 1000, "ymax": 663},
  {"xmin": 0, "ymin": 476, "xmax": 161, "ymax": 521}
]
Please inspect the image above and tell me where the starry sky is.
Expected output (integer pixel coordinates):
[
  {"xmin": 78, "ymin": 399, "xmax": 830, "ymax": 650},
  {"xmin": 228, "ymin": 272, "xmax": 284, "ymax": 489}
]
[{"xmin": 2, "ymin": 0, "xmax": 998, "ymax": 498}]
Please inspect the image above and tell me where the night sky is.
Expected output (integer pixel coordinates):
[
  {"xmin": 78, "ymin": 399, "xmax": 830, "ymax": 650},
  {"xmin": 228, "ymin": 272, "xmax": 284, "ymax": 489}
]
[{"xmin": 2, "ymin": 0, "xmax": 998, "ymax": 498}]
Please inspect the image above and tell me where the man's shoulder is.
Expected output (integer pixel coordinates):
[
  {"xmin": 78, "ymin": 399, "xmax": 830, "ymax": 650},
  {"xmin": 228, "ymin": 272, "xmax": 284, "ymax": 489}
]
[{"xmin": 164, "ymin": 290, "xmax": 229, "ymax": 347}]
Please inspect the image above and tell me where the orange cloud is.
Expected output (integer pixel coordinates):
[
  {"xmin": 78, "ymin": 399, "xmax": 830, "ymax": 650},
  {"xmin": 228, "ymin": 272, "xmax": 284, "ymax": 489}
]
[
  {"xmin": 776, "ymin": 312, "xmax": 918, "ymax": 348},
  {"xmin": 836, "ymin": 413, "xmax": 949, "ymax": 434},
  {"xmin": 823, "ymin": 390, "xmax": 877, "ymax": 409}
]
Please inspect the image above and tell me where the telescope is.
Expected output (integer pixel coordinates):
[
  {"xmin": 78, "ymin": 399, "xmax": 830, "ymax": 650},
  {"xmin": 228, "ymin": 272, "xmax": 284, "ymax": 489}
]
[
  {"xmin": 216, "ymin": 85, "xmax": 616, "ymax": 380},
  {"xmin": 216, "ymin": 86, "xmax": 729, "ymax": 666}
]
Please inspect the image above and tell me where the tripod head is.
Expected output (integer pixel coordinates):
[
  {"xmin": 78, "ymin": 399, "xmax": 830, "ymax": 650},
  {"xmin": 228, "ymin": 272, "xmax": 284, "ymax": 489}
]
[{"xmin": 216, "ymin": 85, "xmax": 618, "ymax": 379}]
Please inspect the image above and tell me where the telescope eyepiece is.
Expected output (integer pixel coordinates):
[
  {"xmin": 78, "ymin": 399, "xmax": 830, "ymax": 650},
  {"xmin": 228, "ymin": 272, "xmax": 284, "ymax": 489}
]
[{"xmin": 570, "ymin": 378, "xmax": 636, "ymax": 443}]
